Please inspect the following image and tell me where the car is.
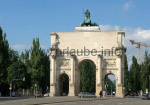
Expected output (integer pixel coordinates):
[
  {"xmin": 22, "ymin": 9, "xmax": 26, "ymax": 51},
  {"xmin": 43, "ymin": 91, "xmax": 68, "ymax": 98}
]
[
  {"xmin": 112, "ymin": 91, "xmax": 115, "ymax": 95},
  {"xmin": 35, "ymin": 92, "xmax": 43, "ymax": 97},
  {"xmin": 11, "ymin": 92, "xmax": 17, "ymax": 97},
  {"xmin": 125, "ymin": 93, "xmax": 130, "ymax": 97},
  {"xmin": 78, "ymin": 92, "xmax": 96, "ymax": 98},
  {"xmin": 142, "ymin": 93, "xmax": 150, "ymax": 100},
  {"xmin": 44, "ymin": 93, "xmax": 50, "ymax": 97},
  {"xmin": 129, "ymin": 93, "xmax": 139, "ymax": 97}
]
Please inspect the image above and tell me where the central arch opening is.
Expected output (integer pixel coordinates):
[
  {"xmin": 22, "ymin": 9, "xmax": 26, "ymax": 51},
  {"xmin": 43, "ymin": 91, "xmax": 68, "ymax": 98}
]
[
  {"xmin": 58, "ymin": 73, "xmax": 69, "ymax": 96},
  {"xmin": 79, "ymin": 59, "xmax": 96, "ymax": 94},
  {"xmin": 104, "ymin": 73, "xmax": 116, "ymax": 97}
]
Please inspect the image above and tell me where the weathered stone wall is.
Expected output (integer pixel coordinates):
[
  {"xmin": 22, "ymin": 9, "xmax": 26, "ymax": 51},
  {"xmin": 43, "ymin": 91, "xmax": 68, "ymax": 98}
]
[{"xmin": 50, "ymin": 26, "xmax": 125, "ymax": 97}]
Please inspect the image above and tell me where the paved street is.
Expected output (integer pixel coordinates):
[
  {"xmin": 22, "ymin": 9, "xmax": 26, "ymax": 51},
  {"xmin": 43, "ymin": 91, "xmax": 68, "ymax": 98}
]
[{"xmin": 0, "ymin": 97, "xmax": 150, "ymax": 105}]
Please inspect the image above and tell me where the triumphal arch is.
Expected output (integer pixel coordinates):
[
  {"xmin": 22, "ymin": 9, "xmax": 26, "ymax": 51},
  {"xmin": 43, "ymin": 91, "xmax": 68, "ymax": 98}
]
[{"xmin": 50, "ymin": 10, "xmax": 125, "ymax": 97}]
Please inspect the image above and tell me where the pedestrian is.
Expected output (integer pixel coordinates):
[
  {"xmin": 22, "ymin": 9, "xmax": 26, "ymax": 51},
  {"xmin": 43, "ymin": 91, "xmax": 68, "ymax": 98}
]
[{"xmin": 99, "ymin": 91, "xmax": 102, "ymax": 98}]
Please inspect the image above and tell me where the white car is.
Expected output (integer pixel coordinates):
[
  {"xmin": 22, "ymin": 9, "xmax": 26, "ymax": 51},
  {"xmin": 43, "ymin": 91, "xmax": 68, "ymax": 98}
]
[
  {"xmin": 78, "ymin": 92, "xmax": 96, "ymax": 98},
  {"xmin": 44, "ymin": 93, "xmax": 49, "ymax": 97}
]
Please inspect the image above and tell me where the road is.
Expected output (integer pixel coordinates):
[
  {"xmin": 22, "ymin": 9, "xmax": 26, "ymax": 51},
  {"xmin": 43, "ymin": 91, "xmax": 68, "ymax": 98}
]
[{"xmin": 0, "ymin": 97, "xmax": 149, "ymax": 105}]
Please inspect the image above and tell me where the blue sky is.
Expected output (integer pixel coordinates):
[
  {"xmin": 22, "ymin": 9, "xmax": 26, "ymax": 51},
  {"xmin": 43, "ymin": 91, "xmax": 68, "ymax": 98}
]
[{"xmin": 1, "ymin": 0, "xmax": 150, "ymax": 66}]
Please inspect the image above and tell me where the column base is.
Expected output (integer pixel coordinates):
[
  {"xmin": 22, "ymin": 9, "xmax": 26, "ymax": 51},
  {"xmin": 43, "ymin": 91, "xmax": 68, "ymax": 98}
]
[
  {"xmin": 116, "ymin": 84, "xmax": 124, "ymax": 98},
  {"xmin": 69, "ymin": 83, "xmax": 75, "ymax": 96},
  {"xmin": 96, "ymin": 83, "xmax": 102, "ymax": 96},
  {"xmin": 50, "ymin": 83, "xmax": 56, "ymax": 96}
]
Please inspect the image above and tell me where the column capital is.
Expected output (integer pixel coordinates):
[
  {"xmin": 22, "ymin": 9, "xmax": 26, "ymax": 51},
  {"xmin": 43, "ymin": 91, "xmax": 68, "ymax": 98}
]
[
  {"xmin": 50, "ymin": 83, "xmax": 56, "ymax": 86},
  {"xmin": 70, "ymin": 54, "xmax": 76, "ymax": 59},
  {"xmin": 117, "ymin": 54, "xmax": 122, "ymax": 58},
  {"xmin": 51, "ymin": 55, "xmax": 56, "ymax": 59},
  {"xmin": 118, "ymin": 83, "xmax": 123, "ymax": 86},
  {"xmin": 51, "ymin": 32, "xmax": 57, "ymax": 36},
  {"xmin": 70, "ymin": 83, "xmax": 75, "ymax": 86},
  {"xmin": 97, "ymin": 83, "xmax": 102, "ymax": 86},
  {"xmin": 98, "ymin": 54, "xmax": 103, "ymax": 59}
]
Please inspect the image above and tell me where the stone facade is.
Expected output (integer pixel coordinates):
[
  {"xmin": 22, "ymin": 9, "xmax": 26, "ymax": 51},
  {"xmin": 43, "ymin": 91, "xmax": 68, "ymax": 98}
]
[{"xmin": 49, "ymin": 26, "xmax": 125, "ymax": 97}]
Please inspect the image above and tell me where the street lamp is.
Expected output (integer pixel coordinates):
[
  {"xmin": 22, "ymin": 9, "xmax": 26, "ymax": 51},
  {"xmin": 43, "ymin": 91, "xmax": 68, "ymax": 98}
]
[
  {"xmin": 111, "ymin": 85, "xmax": 112, "ymax": 97},
  {"xmin": 9, "ymin": 77, "xmax": 25, "ymax": 97},
  {"xmin": 148, "ymin": 75, "xmax": 150, "ymax": 93},
  {"xmin": 9, "ymin": 83, "xmax": 12, "ymax": 97},
  {"xmin": 105, "ymin": 81, "xmax": 108, "ymax": 96},
  {"xmin": 35, "ymin": 84, "xmax": 37, "ymax": 98},
  {"xmin": 23, "ymin": 77, "xmax": 25, "ymax": 81}
]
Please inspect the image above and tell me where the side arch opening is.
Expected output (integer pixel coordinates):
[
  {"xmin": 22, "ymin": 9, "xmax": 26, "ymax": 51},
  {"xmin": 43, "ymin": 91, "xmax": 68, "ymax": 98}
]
[
  {"xmin": 58, "ymin": 73, "xmax": 69, "ymax": 96},
  {"xmin": 104, "ymin": 73, "xmax": 116, "ymax": 97}
]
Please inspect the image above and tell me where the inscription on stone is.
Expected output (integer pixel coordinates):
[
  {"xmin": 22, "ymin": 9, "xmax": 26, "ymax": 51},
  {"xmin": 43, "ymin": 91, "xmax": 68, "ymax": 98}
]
[
  {"xmin": 57, "ymin": 59, "xmax": 70, "ymax": 68},
  {"xmin": 103, "ymin": 59, "xmax": 116, "ymax": 67}
]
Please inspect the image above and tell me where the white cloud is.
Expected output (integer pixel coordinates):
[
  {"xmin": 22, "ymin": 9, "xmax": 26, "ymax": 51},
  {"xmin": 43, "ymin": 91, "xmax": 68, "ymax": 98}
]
[
  {"xmin": 11, "ymin": 44, "xmax": 48, "ymax": 54},
  {"xmin": 123, "ymin": 1, "xmax": 134, "ymax": 12},
  {"xmin": 128, "ymin": 60, "xmax": 132, "ymax": 67},
  {"xmin": 100, "ymin": 24, "xmax": 150, "ymax": 67},
  {"xmin": 123, "ymin": 2, "xmax": 131, "ymax": 11},
  {"xmin": 127, "ymin": 28, "xmax": 150, "ymax": 41},
  {"xmin": 100, "ymin": 25, "xmax": 150, "ymax": 44},
  {"xmin": 100, "ymin": 25, "xmax": 121, "ymax": 31},
  {"xmin": 41, "ymin": 44, "xmax": 48, "ymax": 49},
  {"xmin": 11, "ymin": 44, "xmax": 30, "ymax": 51}
]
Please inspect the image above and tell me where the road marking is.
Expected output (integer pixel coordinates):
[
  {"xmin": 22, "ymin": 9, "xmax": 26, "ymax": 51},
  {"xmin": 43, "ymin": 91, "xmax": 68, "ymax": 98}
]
[
  {"xmin": 90, "ymin": 102, "xmax": 96, "ymax": 104},
  {"xmin": 0, "ymin": 98, "xmax": 31, "ymax": 105}
]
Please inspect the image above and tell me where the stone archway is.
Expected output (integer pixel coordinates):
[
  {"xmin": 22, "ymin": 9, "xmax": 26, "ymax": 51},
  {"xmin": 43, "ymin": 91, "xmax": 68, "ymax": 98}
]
[
  {"xmin": 77, "ymin": 59, "xmax": 96, "ymax": 94},
  {"xmin": 49, "ymin": 25, "xmax": 125, "ymax": 98},
  {"xmin": 58, "ymin": 73, "xmax": 69, "ymax": 96}
]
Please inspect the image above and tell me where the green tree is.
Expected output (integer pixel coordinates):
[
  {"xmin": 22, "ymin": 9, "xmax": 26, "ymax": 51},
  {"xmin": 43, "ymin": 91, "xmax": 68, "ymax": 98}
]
[
  {"xmin": 0, "ymin": 27, "xmax": 9, "ymax": 95},
  {"xmin": 124, "ymin": 54, "xmax": 129, "ymax": 93},
  {"xmin": 80, "ymin": 60, "xmax": 96, "ymax": 93},
  {"xmin": 20, "ymin": 50, "xmax": 32, "ymax": 89},
  {"xmin": 129, "ymin": 56, "xmax": 140, "ymax": 93},
  {"xmin": 29, "ymin": 38, "xmax": 49, "ymax": 93},
  {"xmin": 141, "ymin": 51, "xmax": 150, "ymax": 92},
  {"xmin": 7, "ymin": 59, "xmax": 28, "ymax": 90},
  {"xmin": 0, "ymin": 26, "xmax": 50, "ymax": 95},
  {"xmin": 105, "ymin": 77, "xmax": 115, "ymax": 94}
]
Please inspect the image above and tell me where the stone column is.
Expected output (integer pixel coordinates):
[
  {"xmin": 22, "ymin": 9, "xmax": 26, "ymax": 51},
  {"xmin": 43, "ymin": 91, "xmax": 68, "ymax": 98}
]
[
  {"xmin": 71, "ymin": 57, "xmax": 74, "ymax": 84},
  {"xmin": 118, "ymin": 56, "xmax": 121, "ymax": 84},
  {"xmin": 116, "ymin": 55, "xmax": 124, "ymax": 97},
  {"xmin": 50, "ymin": 55, "xmax": 56, "ymax": 96},
  {"xmin": 96, "ymin": 55, "xmax": 103, "ymax": 96},
  {"xmin": 69, "ymin": 55, "xmax": 75, "ymax": 96}
]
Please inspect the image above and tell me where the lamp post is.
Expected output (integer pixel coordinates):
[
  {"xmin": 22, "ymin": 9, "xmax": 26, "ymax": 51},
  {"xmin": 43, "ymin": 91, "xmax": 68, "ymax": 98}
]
[
  {"xmin": 22, "ymin": 77, "xmax": 25, "ymax": 96},
  {"xmin": 9, "ymin": 83, "xmax": 12, "ymax": 97},
  {"xmin": 148, "ymin": 75, "xmax": 150, "ymax": 93},
  {"xmin": 35, "ymin": 84, "xmax": 37, "ymax": 98},
  {"xmin": 111, "ymin": 85, "xmax": 112, "ymax": 97},
  {"xmin": 9, "ymin": 77, "xmax": 25, "ymax": 97}
]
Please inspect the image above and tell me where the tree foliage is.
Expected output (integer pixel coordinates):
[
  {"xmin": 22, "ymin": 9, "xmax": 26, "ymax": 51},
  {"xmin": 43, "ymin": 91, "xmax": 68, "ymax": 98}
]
[
  {"xmin": 141, "ymin": 51, "xmax": 150, "ymax": 92},
  {"xmin": 105, "ymin": 77, "xmax": 115, "ymax": 94},
  {"xmin": 80, "ymin": 60, "xmax": 96, "ymax": 93},
  {"xmin": 0, "ymin": 26, "xmax": 50, "ymax": 96},
  {"xmin": 128, "ymin": 56, "xmax": 140, "ymax": 93},
  {"xmin": 0, "ymin": 27, "xmax": 9, "ymax": 95},
  {"xmin": 124, "ymin": 54, "xmax": 129, "ymax": 93},
  {"xmin": 28, "ymin": 38, "xmax": 49, "ymax": 93}
]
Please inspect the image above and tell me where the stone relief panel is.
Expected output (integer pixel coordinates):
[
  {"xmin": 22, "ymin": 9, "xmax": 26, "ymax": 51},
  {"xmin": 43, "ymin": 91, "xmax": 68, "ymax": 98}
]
[
  {"xmin": 103, "ymin": 59, "xmax": 116, "ymax": 67},
  {"xmin": 56, "ymin": 59, "xmax": 70, "ymax": 69}
]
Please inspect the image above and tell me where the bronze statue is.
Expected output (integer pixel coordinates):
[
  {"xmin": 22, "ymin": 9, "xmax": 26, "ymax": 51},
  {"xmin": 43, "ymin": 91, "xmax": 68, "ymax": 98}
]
[{"xmin": 81, "ymin": 9, "xmax": 98, "ymax": 26}]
